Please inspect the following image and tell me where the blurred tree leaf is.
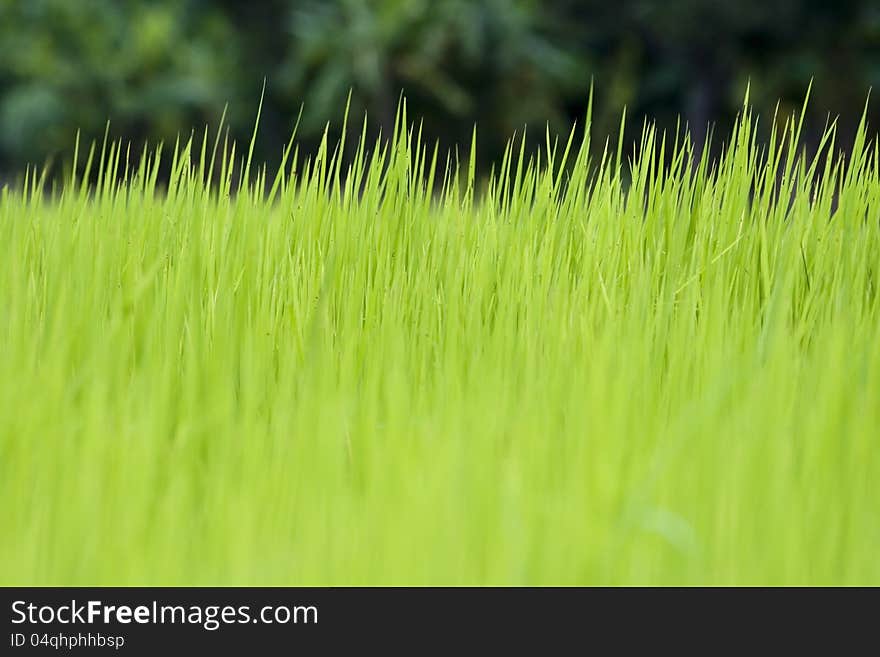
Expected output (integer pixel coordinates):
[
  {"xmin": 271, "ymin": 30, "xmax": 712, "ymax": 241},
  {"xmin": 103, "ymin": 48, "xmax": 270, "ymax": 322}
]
[{"xmin": 0, "ymin": 0, "xmax": 878, "ymax": 176}]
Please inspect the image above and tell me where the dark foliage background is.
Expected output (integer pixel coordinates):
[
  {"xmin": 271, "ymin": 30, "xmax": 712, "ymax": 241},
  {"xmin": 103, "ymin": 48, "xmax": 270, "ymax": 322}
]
[{"xmin": 1, "ymin": 0, "xmax": 878, "ymax": 177}]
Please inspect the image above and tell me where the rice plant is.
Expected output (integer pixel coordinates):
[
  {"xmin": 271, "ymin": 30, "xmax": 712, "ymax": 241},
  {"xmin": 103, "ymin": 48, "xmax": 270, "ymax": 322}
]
[{"xmin": 1, "ymin": 89, "xmax": 878, "ymax": 585}]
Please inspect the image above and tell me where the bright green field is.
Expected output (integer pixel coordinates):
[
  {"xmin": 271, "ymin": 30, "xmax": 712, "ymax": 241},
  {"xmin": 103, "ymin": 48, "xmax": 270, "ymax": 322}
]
[{"xmin": 1, "ymin": 95, "xmax": 879, "ymax": 585}]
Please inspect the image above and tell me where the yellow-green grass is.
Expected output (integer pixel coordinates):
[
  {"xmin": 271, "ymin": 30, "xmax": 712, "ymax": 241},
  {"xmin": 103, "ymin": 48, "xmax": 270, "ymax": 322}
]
[{"xmin": 1, "ymin": 92, "xmax": 878, "ymax": 584}]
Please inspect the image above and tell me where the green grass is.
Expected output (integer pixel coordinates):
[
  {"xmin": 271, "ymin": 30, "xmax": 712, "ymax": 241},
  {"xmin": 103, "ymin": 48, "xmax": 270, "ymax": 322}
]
[{"xmin": 1, "ymin": 91, "xmax": 879, "ymax": 585}]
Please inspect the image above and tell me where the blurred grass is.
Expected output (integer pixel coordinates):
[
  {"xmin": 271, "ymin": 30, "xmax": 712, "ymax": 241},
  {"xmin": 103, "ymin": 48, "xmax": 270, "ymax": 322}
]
[{"xmin": 0, "ymin": 94, "xmax": 878, "ymax": 585}]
